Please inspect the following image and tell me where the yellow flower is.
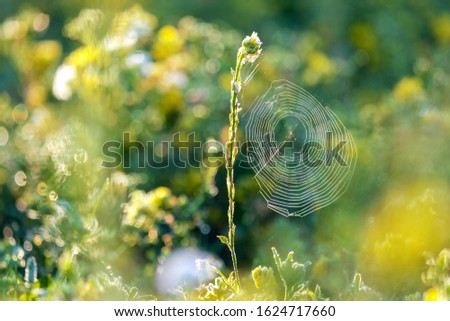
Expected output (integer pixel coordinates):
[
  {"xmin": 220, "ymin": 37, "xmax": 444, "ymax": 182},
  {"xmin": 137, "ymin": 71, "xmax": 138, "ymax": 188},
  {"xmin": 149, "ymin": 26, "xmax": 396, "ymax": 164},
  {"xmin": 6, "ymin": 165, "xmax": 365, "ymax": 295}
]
[
  {"xmin": 432, "ymin": 14, "xmax": 450, "ymax": 44},
  {"xmin": 152, "ymin": 25, "xmax": 184, "ymax": 60},
  {"xmin": 424, "ymin": 287, "xmax": 440, "ymax": 301},
  {"xmin": 393, "ymin": 77, "xmax": 425, "ymax": 103},
  {"xmin": 31, "ymin": 40, "xmax": 62, "ymax": 72},
  {"xmin": 66, "ymin": 46, "xmax": 102, "ymax": 68},
  {"xmin": 358, "ymin": 180, "xmax": 450, "ymax": 295},
  {"xmin": 150, "ymin": 186, "xmax": 172, "ymax": 207},
  {"xmin": 303, "ymin": 51, "xmax": 336, "ymax": 85}
]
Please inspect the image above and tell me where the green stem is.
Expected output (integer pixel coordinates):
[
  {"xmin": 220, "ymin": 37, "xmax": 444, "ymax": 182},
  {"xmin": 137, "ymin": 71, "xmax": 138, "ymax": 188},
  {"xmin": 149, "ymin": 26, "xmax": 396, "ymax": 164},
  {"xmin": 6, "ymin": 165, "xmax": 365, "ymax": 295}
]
[
  {"xmin": 222, "ymin": 31, "xmax": 261, "ymax": 293},
  {"xmin": 225, "ymin": 49, "xmax": 245, "ymax": 291}
]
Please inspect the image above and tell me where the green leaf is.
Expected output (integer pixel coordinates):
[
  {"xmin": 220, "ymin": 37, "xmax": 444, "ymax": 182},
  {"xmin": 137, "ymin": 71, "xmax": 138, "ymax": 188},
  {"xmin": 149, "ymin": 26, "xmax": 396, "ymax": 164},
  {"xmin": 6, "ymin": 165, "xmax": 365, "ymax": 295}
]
[{"xmin": 217, "ymin": 235, "xmax": 228, "ymax": 245}]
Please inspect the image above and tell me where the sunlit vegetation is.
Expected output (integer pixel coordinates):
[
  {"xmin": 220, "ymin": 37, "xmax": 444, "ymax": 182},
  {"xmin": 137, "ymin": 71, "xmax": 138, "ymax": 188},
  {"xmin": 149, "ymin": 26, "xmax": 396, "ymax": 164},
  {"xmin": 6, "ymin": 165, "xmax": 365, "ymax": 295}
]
[{"xmin": 1, "ymin": 1, "xmax": 449, "ymax": 300}]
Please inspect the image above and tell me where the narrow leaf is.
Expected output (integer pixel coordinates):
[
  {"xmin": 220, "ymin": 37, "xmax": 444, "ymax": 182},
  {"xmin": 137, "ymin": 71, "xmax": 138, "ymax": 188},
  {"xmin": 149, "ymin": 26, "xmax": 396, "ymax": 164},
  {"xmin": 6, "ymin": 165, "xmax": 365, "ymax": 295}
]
[{"xmin": 217, "ymin": 235, "xmax": 229, "ymax": 245}]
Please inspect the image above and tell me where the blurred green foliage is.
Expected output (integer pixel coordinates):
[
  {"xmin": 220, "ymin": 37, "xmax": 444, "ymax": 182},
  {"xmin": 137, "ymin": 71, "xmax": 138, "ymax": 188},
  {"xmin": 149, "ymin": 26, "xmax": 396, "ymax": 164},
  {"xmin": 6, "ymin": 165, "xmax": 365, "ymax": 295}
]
[{"xmin": 0, "ymin": 0, "xmax": 450, "ymax": 300}]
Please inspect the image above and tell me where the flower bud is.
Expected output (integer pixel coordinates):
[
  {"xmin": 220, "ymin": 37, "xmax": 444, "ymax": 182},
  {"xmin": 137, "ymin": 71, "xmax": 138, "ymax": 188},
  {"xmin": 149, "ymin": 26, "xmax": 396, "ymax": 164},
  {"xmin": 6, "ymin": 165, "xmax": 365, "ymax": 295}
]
[
  {"xmin": 242, "ymin": 32, "xmax": 262, "ymax": 55},
  {"xmin": 241, "ymin": 32, "xmax": 262, "ymax": 63}
]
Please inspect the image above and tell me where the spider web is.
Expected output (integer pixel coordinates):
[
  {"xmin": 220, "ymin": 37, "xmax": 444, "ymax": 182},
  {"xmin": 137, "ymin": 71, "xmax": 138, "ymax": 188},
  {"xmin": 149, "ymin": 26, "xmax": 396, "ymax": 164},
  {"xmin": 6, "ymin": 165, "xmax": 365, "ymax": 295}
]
[{"xmin": 244, "ymin": 79, "xmax": 357, "ymax": 217}]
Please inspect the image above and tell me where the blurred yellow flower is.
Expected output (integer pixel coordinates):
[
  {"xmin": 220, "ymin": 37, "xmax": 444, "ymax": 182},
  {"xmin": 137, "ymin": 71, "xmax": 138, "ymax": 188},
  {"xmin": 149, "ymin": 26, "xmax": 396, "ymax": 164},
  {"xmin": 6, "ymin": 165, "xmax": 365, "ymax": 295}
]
[
  {"xmin": 66, "ymin": 46, "xmax": 102, "ymax": 68},
  {"xmin": 31, "ymin": 40, "xmax": 62, "ymax": 72},
  {"xmin": 393, "ymin": 76, "xmax": 425, "ymax": 103},
  {"xmin": 25, "ymin": 81, "xmax": 47, "ymax": 107},
  {"xmin": 432, "ymin": 14, "xmax": 450, "ymax": 44},
  {"xmin": 303, "ymin": 51, "xmax": 336, "ymax": 85},
  {"xmin": 152, "ymin": 25, "xmax": 184, "ymax": 60},
  {"xmin": 81, "ymin": 69, "xmax": 100, "ymax": 90},
  {"xmin": 158, "ymin": 87, "xmax": 184, "ymax": 115},
  {"xmin": 422, "ymin": 249, "xmax": 450, "ymax": 300},
  {"xmin": 122, "ymin": 186, "xmax": 185, "ymax": 228},
  {"xmin": 423, "ymin": 287, "xmax": 440, "ymax": 301},
  {"xmin": 152, "ymin": 186, "xmax": 172, "ymax": 205},
  {"xmin": 358, "ymin": 180, "xmax": 450, "ymax": 295}
]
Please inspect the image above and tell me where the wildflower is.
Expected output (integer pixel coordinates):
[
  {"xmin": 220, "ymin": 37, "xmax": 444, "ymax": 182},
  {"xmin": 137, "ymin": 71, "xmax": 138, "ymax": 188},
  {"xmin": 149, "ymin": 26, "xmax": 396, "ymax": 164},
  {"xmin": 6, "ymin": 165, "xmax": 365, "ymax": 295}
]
[
  {"xmin": 224, "ymin": 32, "xmax": 262, "ymax": 292},
  {"xmin": 32, "ymin": 41, "xmax": 62, "ymax": 71},
  {"xmin": 424, "ymin": 288, "xmax": 440, "ymax": 301},
  {"xmin": 152, "ymin": 25, "xmax": 184, "ymax": 60},
  {"xmin": 393, "ymin": 76, "xmax": 425, "ymax": 103},
  {"xmin": 240, "ymin": 32, "xmax": 262, "ymax": 63},
  {"xmin": 66, "ymin": 46, "xmax": 102, "ymax": 68},
  {"xmin": 432, "ymin": 14, "xmax": 450, "ymax": 44},
  {"xmin": 303, "ymin": 51, "xmax": 336, "ymax": 85}
]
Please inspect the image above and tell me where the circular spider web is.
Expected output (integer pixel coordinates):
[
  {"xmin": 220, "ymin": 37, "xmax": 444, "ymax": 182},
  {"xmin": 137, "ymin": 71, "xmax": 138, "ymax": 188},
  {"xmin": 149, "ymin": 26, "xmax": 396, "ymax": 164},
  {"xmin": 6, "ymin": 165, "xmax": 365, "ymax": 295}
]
[{"xmin": 244, "ymin": 79, "xmax": 357, "ymax": 217}]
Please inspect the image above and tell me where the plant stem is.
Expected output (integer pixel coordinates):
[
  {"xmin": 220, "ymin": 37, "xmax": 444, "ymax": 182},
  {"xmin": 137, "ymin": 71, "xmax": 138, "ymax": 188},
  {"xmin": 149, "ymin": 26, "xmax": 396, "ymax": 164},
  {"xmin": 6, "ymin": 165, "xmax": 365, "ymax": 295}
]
[
  {"xmin": 223, "ymin": 32, "xmax": 261, "ymax": 293},
  {"xmin": 225, "ymin": 49, "xmax": 245, "ymax": 291}
]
